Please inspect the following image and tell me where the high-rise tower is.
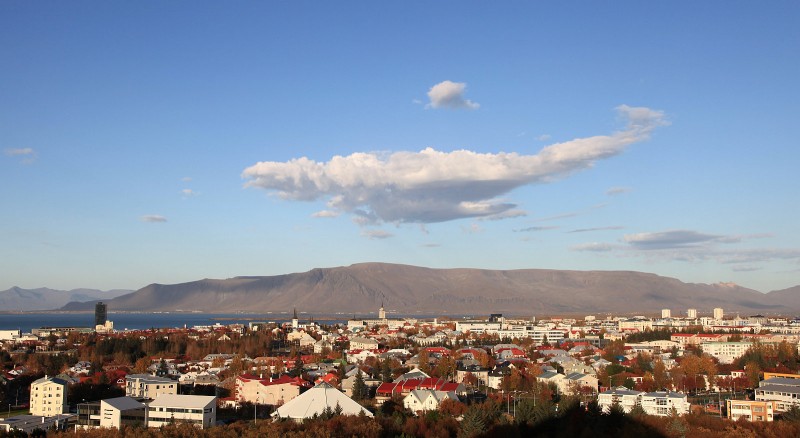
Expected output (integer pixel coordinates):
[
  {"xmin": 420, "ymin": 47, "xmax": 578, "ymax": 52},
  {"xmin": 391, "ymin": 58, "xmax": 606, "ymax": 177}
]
[{"xmin": 95, "ymin": 302, "xmax": 107, "ymax": 327}]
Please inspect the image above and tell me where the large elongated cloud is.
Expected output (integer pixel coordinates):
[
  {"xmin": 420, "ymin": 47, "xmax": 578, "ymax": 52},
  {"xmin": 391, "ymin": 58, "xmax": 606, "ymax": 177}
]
[{"xmin": 242, "ymin": 105, "xmax": 667, "ymax": 225}]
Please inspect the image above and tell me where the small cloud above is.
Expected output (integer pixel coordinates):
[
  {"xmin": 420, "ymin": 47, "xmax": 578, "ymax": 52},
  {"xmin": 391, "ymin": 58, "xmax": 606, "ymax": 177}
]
[
  {"xmin": 140, "ymin": 215, "xmax": 167, "ymax": 223},
  {"xmin": 606, "ymin": 186, "xmax": 632, "ymax": 196},
  {"xmin": 4, "ymin": 147, "xmax": 37, "ymax": 163},
  {"xmin": 426, "ymin": 80, "xmax": 480, "ymax": 110},
  {"xmin": 361, "ymin": 229, "xmax": 393, "ymax": 239},
  {"xmin": 181, "ymin": 177, "xmax": 192, "ymax": 182},
  {"xmin": 537, "ymin": 134, "xmax": 552, "ymax": 141},
  {"xmin": 421, "ymin": 243, "xmax": 441, "ymax": 248},
  {"xmin": 181, "ymin": 189, "xmax": 197, "ymax": 197},
  {"xmin": 311, "ymin": 210, "xmax": 340, "ymax": 218}
]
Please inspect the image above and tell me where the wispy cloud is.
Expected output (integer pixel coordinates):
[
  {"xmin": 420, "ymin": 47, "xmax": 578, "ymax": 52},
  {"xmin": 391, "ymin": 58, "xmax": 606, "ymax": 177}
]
[
  {"xmin": 572, "ymin": 228, "xmax": 800, "ymax": 268},
  {"xmin": 140, "ymin": 215, "xmax": 167, "ymax": 223},
  {"xmin": 181, "ymin": 189, "xmax": 197, "ymax": 197},
  {"xmin": 311, "ymin": 210, "xmax": 339, "ymax": 218},
  {"xmin": 426, "ymin": 80, "xmax": 480, "ymax": 110},
  {"xmin": 537, "ymin": 134, "xmax": 551, "ymax": 141},
  {"xmin": 568, "ymin": 226, "xmax": 625, "ymax": 233},
  {"xmin": 4, "ymin": 148, "xmax": 37, "ymax": 163},
  {"xmin": 623, "ymin": 230, "xmax": 731, "ymax": 250},
  {"xmin": 243, "ymin": 106, "xmax": 667, "ymax": 226},
  {"xmin": 361, "ymin": 229, "xmax": 393, "ymax": 239},
  {"xmin": 181, "ymin": 176, "xmax": 192, "ymax": 182},
  {"xmin": 606, "ymin": 186, "xmax": 631, "ymax": 196},
  {"xmin": 514, "ymin": 226, "xmax": 559, "ymax": 232},
  {"xmin": 462, "ymin": 223, "xmax": 483, "ymax": 234},
  {"xmin": 421, "ymin": 243, "xmax": 441, "ymax": 248},
  {"xmin": 571, "ymin": 242, "xmax": 617, "ymax": 252}
]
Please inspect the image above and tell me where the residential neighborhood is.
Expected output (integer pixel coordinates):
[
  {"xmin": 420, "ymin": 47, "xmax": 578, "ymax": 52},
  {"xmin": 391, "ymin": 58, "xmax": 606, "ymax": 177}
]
[{"xmin": 4, "ymin": 305, "xmax": 800, "ymax": 436}]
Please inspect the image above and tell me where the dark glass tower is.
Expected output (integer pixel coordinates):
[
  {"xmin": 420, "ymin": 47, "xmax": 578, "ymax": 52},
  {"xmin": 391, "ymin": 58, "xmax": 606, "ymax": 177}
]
[{"xmin": 95, "ymin": 302, "xmax": 107, "ymax": 327}]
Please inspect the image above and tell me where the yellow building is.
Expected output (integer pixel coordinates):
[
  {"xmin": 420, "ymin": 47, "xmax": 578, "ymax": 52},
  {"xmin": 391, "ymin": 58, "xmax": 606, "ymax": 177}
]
[{"xmin": 727, "ymin": 399, "xmax": 776, "ymax": 422}]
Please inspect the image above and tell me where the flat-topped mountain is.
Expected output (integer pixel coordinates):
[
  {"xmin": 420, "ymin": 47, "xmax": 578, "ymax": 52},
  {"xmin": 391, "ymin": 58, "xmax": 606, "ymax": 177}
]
[{"xmin": 59, "ymin": 263, "xmax": 800, "ymax": 315}]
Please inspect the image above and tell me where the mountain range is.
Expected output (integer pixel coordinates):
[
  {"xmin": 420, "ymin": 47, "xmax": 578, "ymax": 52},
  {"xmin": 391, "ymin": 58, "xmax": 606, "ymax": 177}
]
[
  {"xmin": 0, "ymin": 287, "xmax": 132, "ymax": 311},
  {"xmin": 55, "ymin": 263, "xmax": 800, "ymax": 316}
]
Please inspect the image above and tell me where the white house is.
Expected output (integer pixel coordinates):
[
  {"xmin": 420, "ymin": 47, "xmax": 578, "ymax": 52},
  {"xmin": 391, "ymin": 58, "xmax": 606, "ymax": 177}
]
[
  {"xmin": 403, "ymin": 389, "xmax": 458, "ymax": 413},
  {"xmin": 147, "ymin": 394, "xmax": 216, "ymax": 429},
  {"xmin": 29, "ymin": 376, "xmax": 68, "ymax": 417},
  {"xmin": 272, "ymin": 382, "xmax": 372, "ymax": 422}
]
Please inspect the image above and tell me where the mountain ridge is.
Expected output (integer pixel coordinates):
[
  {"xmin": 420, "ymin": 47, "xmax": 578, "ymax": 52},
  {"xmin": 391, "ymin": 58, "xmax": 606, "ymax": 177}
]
[{"xmin": 55, "ymin": 263, "xmax": 800, "ymax": 315}]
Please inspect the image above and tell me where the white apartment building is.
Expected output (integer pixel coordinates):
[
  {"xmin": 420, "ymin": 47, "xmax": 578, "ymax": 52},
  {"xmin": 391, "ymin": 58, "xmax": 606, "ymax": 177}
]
[
  {"xmin": 125, "ymin": 374, "xmax": 177, "ymax": 399},
  {"xmin": 29, "ymin": 376, "xmax": 68, "ymax": 417},
  {"xmin": 618, "ymin": 318, "xmax": 653, "ymax": 332},
  {"xmin": 599, "ymin": 387, "xmax": 689, "ymax": 417},
  {"xmin": 755, "ymin": 377, "xmax": 800, "ymax": 412},
  {"xmin": 147, "ymin": 394, "xmax": 216, "ymax": 429},
  {"xmin": 0, "ymin": 330, "xmax": 20, "ymax": 341},
  {"xmin": 639, "ymin": 391, "xmax": 690, "ymax": 416},
  {"xmin": 700, "ymin": 342, "xmax": 755, "ymax": 364},
  {"xmin": 714, "ymin": 308, "xmax": 724, "ymax": 320},
  {"xmin": 598, "ymin": 387, "xmax": 642, "ymax": 413}
]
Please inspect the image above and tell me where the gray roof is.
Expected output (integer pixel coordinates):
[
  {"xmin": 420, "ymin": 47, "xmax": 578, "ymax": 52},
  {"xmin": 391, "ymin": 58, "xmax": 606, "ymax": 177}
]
[
  {"xmin": 757, "ymin": 384, "xmax": 800, "ymax": 395},
  {"xmin": 642, "ymin": 391, "xmax": 686, "ymax": 399},
  {"xmin": 126, "ymin": 374, "xmax": 174, "ymax": 384},
  {"xmin": 102, "ymin": 396, "xmax": 146, "ymax": 411},
  {"xmin": 760, "ymin": 377, "xmax": 800, "ymax": 388}
]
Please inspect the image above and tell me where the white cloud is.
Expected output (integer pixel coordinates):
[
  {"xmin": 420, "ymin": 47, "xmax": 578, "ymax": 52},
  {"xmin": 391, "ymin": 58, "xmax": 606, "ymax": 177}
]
[
  {"xmin": 537, "ymin": 134, "xmax": 551, "ymax": 141},
  {"xmin": 181, "ymin": 189, "xmax": 197, "ymax": 197},
  {"xmin": 426, "ymin": 80, "xmax": 480, "ymax": 110},
  {"xmin": 462, "ymin": 223, "xmax": 483, "ymax": 234},
  {"xmin": 140, "ymin": 215, "xmax": 167, "ymax": 223},
  {"xmin": 361, "ymin": 229, "xmax": 393, "ymax": 239},
  {"xmin": 181, "ymin": 177, "xmax": 192, "ymax": 182},
  {"xmin": 311, "ymin": 210, "xmax": 339, "ymax": 218},
  {"xmin": 243, "ymin": 105, "xmax": 667, "ymax": 225}
]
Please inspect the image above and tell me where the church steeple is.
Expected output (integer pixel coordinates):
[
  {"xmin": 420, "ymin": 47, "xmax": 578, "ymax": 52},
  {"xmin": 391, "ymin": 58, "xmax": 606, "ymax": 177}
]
[{"xmin": 292, "ymin": 308, "xmax": 299, "ymax": 329}]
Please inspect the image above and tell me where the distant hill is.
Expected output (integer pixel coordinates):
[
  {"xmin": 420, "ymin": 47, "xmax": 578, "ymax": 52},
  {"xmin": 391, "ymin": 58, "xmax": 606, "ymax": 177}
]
[
  {"xmin": 0, "ymin": 287, "xmax": 132, "ymax": 311},
  {"xmin": 58, "ymin": 263, "xmax": 800, "ymax": 315}
]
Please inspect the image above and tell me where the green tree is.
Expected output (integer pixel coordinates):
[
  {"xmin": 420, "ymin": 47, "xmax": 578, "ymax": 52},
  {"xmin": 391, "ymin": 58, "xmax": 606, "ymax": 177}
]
[
  {"xmin": 459, "ymin": 405, "xmax": 487, "ymax": 438},
  {"xmin": 352, "ymin": 371, "xmax": 367, "ymax": 401}
]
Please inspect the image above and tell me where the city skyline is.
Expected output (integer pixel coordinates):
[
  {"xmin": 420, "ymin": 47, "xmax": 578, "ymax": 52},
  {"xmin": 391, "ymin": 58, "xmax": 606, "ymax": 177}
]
[{"xmin": 1, "ymin": 2, "xmax": 799, "ymax": 292}]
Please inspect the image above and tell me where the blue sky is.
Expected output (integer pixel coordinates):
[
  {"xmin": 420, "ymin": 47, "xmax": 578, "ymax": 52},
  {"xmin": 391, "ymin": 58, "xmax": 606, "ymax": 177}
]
[{"xmin": 2, "ymin": 2, "xmax": 799, "ymax": 293}]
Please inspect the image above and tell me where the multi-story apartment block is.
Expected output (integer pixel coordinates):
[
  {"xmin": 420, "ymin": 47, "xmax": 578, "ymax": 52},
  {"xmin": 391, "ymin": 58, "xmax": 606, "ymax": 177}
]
[
  {"xmin": 639, "ymin": 391, "xmax": 690, "ymax": 416},
  {"xmin": 755, "ymin": 377, "xmax": 800, "ymax": 412},
  {"xmin": 147, "ymin": 394, "xmax": 216, "ymax": 429},
  {"xmin": 727, "ymin": 400, "xmax": 776, "ymax": 421},
  {"xmin": 125, "ymin": 374, "xmax": 177, "ymax": 399},
  {"xmin": 29, "ymin": 376, "xmax": 68, "ymax": 417}
]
